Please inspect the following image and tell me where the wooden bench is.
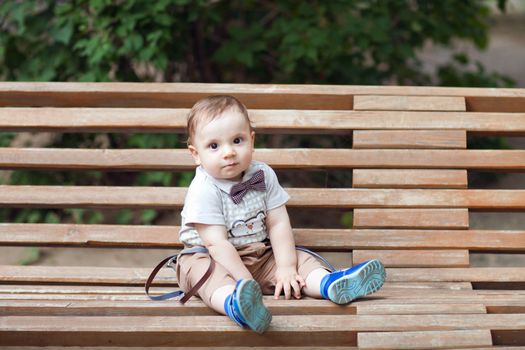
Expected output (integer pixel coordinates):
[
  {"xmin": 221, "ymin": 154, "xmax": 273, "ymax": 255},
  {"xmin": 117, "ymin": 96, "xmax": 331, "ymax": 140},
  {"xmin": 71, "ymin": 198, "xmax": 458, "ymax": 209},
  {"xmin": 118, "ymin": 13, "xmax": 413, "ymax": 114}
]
[{"xmin": 1, "ymin": 83, "xmax": 524, "ymax": 348}]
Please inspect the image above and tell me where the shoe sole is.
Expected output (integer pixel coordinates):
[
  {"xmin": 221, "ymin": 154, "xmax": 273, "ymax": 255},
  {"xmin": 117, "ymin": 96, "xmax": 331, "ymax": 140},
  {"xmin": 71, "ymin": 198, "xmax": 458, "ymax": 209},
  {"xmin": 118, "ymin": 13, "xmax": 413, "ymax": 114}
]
[
  {"xmin": 327, "ymin": 259, "xmax": 386, "ymax": 305},
  {"xmin": 235, "ymin": 279, "xmax": 272, "ymax": 334}
]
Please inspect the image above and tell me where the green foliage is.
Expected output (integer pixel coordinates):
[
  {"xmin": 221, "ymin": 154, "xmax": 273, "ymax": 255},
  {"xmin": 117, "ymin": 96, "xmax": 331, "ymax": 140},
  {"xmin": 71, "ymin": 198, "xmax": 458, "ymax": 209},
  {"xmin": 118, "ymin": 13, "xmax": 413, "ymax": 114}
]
[
  {"xmin": 0, "ymin": 0, "xmax": 514, "ymax": 85},
  {"xmin": 340, "ymin": 212, "xmax": 353, "ymax": 228},
  {"xmin": 17, "ymin": 247, "xmax": 42, "ymax": 266},
  {"xmin": 438, "ymin": 54, "xmax": 515, "ymax": 87},
  {"xmin": 0, "ymin": 133, "xmax": 16, "ymax": 147}
]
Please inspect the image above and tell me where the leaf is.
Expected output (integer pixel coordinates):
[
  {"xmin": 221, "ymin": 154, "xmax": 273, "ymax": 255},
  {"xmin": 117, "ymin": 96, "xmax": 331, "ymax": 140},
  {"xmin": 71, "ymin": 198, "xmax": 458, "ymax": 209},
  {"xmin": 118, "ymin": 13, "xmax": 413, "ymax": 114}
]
[
  {"xmin": 141, "ymin": 209, "xmax": 158, "ymax": 224},
  {"xmin": 45, "ymin": 211, "xmax": 61, "ymax": 224},
  {"xmin": 18, "ymin": 247, "xmax": 42, "ymax": 266},
  {"xmin": 51, "ymin": 19, "xmax": 74, "ymax": 44},
  {"xmin": 340, "ymin": 212, "xmax": 353, "ymax": 228},
  {"xmin": 116, "ymin": 209, "xmax": 133, "ymax": 225}
]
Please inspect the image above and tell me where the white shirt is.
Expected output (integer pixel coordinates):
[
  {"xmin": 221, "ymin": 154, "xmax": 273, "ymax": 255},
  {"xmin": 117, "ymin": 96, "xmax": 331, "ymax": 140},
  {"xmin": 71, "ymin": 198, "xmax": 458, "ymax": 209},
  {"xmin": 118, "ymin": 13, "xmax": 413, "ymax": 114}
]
[{"xmin": 179, "ymin": 160, "xmax": 290, "ymax": 247}]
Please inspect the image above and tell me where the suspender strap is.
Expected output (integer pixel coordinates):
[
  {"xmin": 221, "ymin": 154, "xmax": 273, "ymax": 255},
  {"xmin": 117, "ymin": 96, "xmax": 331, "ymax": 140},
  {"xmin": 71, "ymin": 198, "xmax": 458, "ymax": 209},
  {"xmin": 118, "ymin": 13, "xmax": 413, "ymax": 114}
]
[
  {"xmin": 295, "ymin": 245, "xmax": 336, "ymax": 272},
  {"xmin": 179, "ymin": 258, "xmax": 215, "ymax": 304},
  {"xmin": 145, "ymin": 246, "xmax": 212, "ymax": 303}
]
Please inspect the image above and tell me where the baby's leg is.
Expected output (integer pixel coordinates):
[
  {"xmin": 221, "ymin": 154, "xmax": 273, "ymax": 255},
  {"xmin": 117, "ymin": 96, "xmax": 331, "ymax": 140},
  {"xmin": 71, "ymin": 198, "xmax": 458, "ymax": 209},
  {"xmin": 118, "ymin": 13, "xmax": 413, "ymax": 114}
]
[
  {"xmin": 303, "ymin": 267, "xmax": 330, "ymax": 298},
  {"xmin": 176, "ymin": 252, "xmax": 236, "ymax": 313},
  {"xmin": 295, "ymin": 250, "xmax": 331, "ymax": 298},
  {"xmin": 177, "ymin": 252, "xmax": 271, "ymax": 333},
  {"xmin": 210, "ymin": 284, "xmax": 235, "ymax": 314}
]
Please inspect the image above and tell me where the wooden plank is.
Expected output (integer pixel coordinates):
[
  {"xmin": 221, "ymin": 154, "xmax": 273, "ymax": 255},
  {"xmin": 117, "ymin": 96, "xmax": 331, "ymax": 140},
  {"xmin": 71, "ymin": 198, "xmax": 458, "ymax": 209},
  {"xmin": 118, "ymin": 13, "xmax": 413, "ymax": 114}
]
[
  {"xmin": 0, "ymin": 82, "xmax": 524, "ymax": 111},
  {"xmin": 353, "ymin": 169, "xmax": 468, "ymax": 189},
  {"xmin": 1, "ymin": 187, "xmax": 525, "ymax": 209},
  {"xmin": 294, "ymin": 229, "xmax": 525, "ymax": 251},
  {"xmin": 2, "ymin": 108, "xmax": 525, "ymax": 133},
  {"xmin": 0, "ymin": 283, "xmax": 480, "ymax": 300},
  {"xmin": 0, "ymin": 282, "xmax": 474, "ymax": 295},
  {"xmin": 3, "ymin": 288, "xmax": 523, "ymax": 313},
  {"xmin": 0, "ymin": 314, "xmax": 523, "ymax": 347},
  {"xmin": 0, "ymin": 298, "xmax": 353, "ymax": 316},
  {"xmin": 340, "ymin": 149, "xmax": 525, "ymax": 170},
  {"xmin": 352, "ymin": 250, "xmax": 470, "ymax": 268},
  {"xmin": 356, "ymin": 303, "xmax": 487, "ymax": 315},
  {"xmin": 353, "ymin": 209, "xmax": 469, "ymax": 229},
  {"xmin": 358, "ymin": 330, "xmax": 493, "ymax": 349},
  {"xmin": 354, "ymin": 95, "xmax": 466, "ymax": 111},
  {"xmin": 0, "ymin": 266, "xmax": 523, "ymax": 285},
  {"xmin": 0, "ymin": 83, "xmax": 355, "ymax": 110},
  {"xmin": 1, "ymin": 225, "xmax": 523, "ymax": 251},
  {"xmin": 1, "ymin": 148, "xmax": 525, "ymax": 171},
  {"xmin": 353, "ymin": 130, "xmax": 467, "ymax": 149},
  {"xmin": 0, "ymin": 300, "xmax": 501, "ymax": 317},
  {"xmin": 387, "ymin": 268, "xmax": 525, "ymax": 283}
]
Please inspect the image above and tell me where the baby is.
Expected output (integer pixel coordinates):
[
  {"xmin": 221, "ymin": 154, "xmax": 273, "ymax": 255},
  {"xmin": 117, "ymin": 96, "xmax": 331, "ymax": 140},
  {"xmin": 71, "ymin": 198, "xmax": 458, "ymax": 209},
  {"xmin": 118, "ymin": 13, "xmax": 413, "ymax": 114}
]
[{"xmin": 175, "ymin": 95, "xmax": 385, "ymax": 333}]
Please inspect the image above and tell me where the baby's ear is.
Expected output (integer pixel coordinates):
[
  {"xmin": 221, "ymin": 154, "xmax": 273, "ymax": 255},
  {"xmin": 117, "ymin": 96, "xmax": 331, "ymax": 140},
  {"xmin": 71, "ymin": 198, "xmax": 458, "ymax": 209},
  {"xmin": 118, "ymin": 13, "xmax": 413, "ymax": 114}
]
[{"xmin": 188, "ymin": 145, "xmax": 201, "ymax": 165}]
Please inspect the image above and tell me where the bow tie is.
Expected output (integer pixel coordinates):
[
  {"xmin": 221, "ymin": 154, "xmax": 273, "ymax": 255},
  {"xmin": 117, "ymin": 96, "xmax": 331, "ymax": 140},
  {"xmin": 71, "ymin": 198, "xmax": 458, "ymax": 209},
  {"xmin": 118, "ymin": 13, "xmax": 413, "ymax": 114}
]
[{"xmin": 229, "ymin": 170, "xmax": 266, "ymax": 204}]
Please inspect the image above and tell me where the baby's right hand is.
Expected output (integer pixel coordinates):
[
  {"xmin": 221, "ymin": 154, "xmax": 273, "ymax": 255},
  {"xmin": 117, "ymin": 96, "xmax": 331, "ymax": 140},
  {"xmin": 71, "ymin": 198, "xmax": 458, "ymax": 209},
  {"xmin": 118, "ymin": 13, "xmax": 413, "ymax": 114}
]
[{"xmin": 273, "ymin": 266, "xmax": 306, "ymax": 300}]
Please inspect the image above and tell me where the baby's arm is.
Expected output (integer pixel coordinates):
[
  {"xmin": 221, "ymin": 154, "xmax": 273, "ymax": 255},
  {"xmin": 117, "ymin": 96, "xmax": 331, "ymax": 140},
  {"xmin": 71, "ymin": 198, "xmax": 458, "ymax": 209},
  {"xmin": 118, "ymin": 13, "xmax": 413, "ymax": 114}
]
[
  {"xmin": 267, "ymin": 205, "xmax": 306, "ymax": 300},
  {"xmin": 195, "ymin": 223, "xmax": 253, "ymax": 281}
]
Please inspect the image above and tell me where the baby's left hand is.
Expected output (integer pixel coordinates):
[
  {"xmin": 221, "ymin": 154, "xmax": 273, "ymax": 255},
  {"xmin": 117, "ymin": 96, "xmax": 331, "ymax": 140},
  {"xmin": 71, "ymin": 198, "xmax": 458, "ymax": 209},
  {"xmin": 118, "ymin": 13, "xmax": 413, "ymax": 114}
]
[{"xmin": 274, "ymin": 266, "xmax": 306, "ymax": 300}]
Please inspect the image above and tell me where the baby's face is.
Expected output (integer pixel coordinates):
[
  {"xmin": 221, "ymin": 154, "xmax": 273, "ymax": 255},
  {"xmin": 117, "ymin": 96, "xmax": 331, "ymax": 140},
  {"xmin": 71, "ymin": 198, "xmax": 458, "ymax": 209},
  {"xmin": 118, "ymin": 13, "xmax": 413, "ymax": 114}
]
[{"xmin": 189, "ymin": 109, "xmax": 254, "ymax": 181}]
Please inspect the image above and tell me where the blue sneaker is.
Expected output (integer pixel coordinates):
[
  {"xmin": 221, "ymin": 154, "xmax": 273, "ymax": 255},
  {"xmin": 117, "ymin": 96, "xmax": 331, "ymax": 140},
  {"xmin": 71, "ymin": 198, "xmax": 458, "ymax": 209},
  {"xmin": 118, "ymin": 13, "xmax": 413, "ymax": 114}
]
[
  {"xmin": 224, "ymin": 279, "xmax": 272, "ymax": 334},
  {"xmin": 320, "ymin": 259, "xmax": 386, "ymax": 304}
]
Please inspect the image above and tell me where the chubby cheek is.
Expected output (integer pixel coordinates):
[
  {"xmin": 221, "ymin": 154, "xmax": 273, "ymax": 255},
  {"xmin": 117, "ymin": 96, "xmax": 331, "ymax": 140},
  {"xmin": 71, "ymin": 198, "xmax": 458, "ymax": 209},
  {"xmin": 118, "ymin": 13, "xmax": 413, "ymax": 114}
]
[{"xmin": 240, "ymin": 148, "xmax": 254, "ymax": 163}]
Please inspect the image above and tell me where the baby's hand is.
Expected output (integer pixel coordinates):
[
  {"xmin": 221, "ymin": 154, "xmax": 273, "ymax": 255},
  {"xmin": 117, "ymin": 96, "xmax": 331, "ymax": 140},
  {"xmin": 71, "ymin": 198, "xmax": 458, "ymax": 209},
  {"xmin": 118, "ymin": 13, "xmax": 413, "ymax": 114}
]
[{"xmin": 274, "ymin": 266, "xmax": 306, "ymax": 300}]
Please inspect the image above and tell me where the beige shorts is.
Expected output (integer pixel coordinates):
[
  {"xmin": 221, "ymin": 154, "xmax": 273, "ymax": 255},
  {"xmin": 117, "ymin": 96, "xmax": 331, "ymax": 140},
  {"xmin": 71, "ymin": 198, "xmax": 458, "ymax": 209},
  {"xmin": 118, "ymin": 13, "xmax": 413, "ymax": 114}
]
[{"xmin": 176, "ymin": 241, "xmax": 326, "ymax": 306}]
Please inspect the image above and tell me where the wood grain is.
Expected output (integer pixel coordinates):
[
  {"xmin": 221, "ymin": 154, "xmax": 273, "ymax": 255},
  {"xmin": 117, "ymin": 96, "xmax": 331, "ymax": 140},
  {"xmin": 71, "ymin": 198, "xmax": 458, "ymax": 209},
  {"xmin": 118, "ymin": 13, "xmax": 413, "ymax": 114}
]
[
  {"xmin": 1, "ymin": 148, "xmax": 525, "ymax": 170},
  {"xmin": 352, "ymin": 169, "xmax": 468, "ymax": 188},
  {"xmin": 352, "ymin": 249, "xmax": 470, "ymax": 268},
  {"xmin": 1, "ymin": 186, "xmax": 524, "ymax": 209},
  {"xmin": 1, "ymin": 108, "xmax": 525, "ymax": 133},
  {"xmin": 358, "ymin": 330, "xmax": 492, "ymax": 349},
  {"xmin": 353, "ymin": 208, "xmax": 469, "ymax": 229},
  {"xmin": 354, "ymin": 95, "xmax": 466, "ymax": 111},
  {"xmin": 352, "ymin": 130, "xmax": 467, "ymax": 149}
]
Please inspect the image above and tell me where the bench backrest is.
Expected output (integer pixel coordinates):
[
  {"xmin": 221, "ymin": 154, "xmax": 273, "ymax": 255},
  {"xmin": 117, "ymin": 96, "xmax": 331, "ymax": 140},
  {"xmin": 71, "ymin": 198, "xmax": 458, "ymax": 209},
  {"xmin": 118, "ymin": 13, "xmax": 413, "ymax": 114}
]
[{"xmin": 0, "ymin": 83, "xmax": 524, "ymax": 290}]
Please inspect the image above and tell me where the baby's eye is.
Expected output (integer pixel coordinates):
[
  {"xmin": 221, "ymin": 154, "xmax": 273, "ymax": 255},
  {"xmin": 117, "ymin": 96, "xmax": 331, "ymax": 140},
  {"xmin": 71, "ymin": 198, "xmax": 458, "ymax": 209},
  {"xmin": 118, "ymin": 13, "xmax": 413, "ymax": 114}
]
[
  {"xmin": 233, "ymin": 137, "xmax": 243, "ymax": 144},
  {"xmin": 209, "ymin": 143, "xmax": 218, "ymax": 150}
]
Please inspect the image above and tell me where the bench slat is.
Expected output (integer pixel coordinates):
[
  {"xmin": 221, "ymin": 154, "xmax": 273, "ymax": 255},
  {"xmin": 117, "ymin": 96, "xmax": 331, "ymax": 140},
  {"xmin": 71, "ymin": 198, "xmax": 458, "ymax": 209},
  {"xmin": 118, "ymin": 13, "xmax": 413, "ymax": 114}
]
[
  {"xmin": 0, "ymin": 314, "xmax": 523, "ymax": 347},
  {"xmin": 0, "ymin": 284, "xmax": 481, "ymax": 301},
  {"xmin": 0, "ymin": 298, "xmax": 351, "ymax": 317},
  {"xmin": 2, "ymin": 108, "xmax": 525, "ymax": 133},
  {"xmin": 355, "ymin": 303, "xmax": 487, "ymax": 315},
  {"xmin": 354, "ymin": 95, "xmax": 466, "ymax": 111},
  {"xmin": 388, "ymin": 268, "xmax": 525, "ymax": 283},
  {"xmin": 2, "ymin": 148, "xmax": 525, "ymax": 170},
  {"xmin": 2, "ymin": 82, "xmax": 525, "ymax": 111},
  {"xmin": 0, "ymin": 283, "xmax": 470, "ymax": 295},
  {"xmin": 353, "ymin": 130, "xmax": 466, "ymax": 149},
  {"xmin": 357, "ymin": 330, "xmax": 493, "ymax": 349},
  {"xmin": 353, "ymin": 169, "xmax": 468, "ymax": 188},
  {"xmin": 353, "ymin": 209, "xmax": 469, "ymax": 229},
  {"xmin": 2, "ymin": 224, "xmax": 523, "ymax": 251},
  {"xmin": 352, "ymin": 250, "xmax": 470, "ymax": 268},
  {"xmin": 0, "ymin": 266, "xmax": 523, "ymax": 285},
  {"xmin": 1, "ymin": 186, "xmax": 525, "ymax": 209},
  {"xmin": 0, "ymin": 300, "xmax": 492, "ymax": 317}
]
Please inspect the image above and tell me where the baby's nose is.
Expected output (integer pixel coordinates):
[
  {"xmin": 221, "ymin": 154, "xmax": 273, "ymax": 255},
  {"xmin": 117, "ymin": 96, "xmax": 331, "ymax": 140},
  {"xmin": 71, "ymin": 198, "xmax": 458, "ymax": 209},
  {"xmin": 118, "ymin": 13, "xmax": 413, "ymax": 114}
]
[{"xmin": 223, "ymin": 145, "xmax": 236, "ymax": 157}]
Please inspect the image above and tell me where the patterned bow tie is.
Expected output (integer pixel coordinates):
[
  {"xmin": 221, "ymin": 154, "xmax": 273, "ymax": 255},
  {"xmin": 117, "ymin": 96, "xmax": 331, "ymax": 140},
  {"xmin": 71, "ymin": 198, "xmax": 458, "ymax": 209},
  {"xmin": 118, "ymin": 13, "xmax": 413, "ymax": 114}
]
[{"xmin": 230, "ymin": 170, "xmax": 266, "ymax": 204}]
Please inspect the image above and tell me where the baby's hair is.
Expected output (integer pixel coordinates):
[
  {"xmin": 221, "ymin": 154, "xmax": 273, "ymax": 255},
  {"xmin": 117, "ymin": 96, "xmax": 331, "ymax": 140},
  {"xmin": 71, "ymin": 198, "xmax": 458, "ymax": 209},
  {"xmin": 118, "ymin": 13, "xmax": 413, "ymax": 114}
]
[{"xmin": 186, "ymin": 95, "xmax": 253, "ymax": 146}]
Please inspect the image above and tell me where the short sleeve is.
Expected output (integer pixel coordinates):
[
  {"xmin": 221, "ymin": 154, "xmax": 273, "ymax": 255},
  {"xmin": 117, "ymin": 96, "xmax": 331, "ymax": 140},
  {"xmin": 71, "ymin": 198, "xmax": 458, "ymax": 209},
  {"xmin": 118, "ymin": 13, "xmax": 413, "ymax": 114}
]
[
  {"xmin": 181, "ymin": 178, "xmax": 225, "ymax": 226},
  {"xmin": 264, "ymin": 164, "xmax": 290, "ymax": 210}
]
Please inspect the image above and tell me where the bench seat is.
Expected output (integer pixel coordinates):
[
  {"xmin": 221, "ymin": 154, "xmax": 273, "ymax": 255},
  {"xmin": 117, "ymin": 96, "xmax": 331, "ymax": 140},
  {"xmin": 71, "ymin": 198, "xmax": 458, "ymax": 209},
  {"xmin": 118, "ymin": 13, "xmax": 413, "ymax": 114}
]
[{"xmin": 0, "ymin": 83, "xmax": 524, "ymax": 348}]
